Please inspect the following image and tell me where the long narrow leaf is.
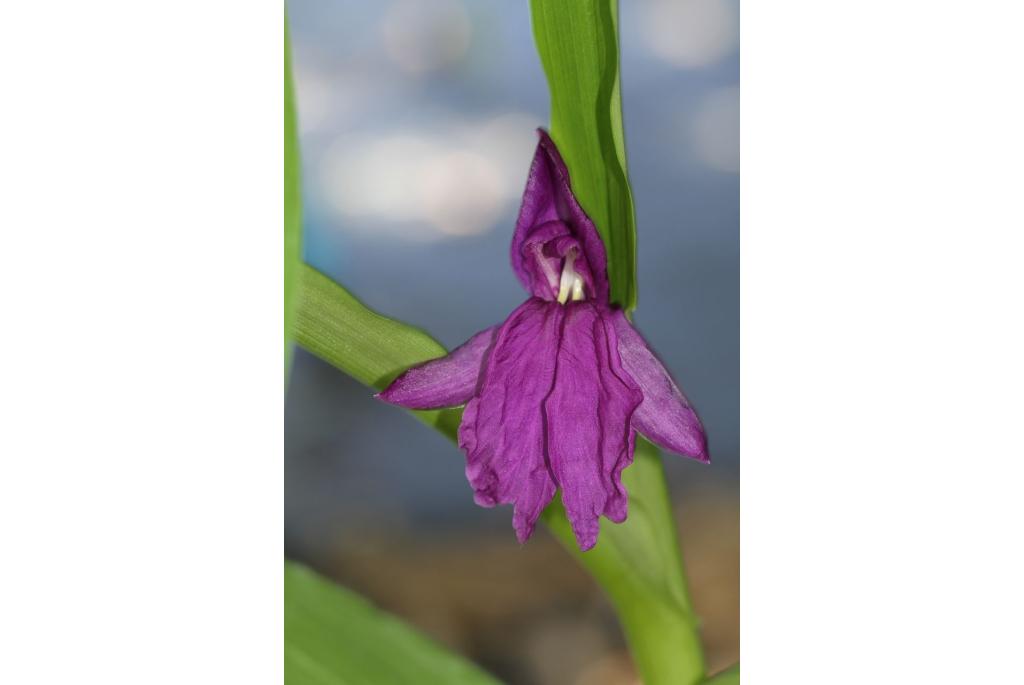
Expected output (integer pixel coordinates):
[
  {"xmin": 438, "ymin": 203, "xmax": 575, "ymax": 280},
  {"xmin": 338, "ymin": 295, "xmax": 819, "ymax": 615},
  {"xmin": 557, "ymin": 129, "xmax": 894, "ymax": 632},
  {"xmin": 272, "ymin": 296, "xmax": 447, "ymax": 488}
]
[
  {"xmin": 294, "ymin": 265, "xmax": 463, "ymax": 437},
  {"xmin": 529, "ymin": 0, "xmax": 637, "ymax": 310},
  {"xmin": 284, "ymin": 17, "xmax": 302, "ymax": 382},
  {"xmin": 285, "ymin": 561, "xmax": 501, "ymax": 685},
  {"xmin": 295, "ymin": 264, "xmax": 705, "ymax": 684}
]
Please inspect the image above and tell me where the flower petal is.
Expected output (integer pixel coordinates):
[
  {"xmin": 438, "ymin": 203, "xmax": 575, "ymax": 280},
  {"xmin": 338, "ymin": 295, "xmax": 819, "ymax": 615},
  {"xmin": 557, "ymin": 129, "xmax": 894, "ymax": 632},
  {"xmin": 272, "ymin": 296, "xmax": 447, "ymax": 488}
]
[
  {"xmin": 510, "ymin": 130, "xmax": 610, "ymax": 303},
  {"xmin": 545, "ymin": 303, "xmax": 642, "ymax": 551},
  {"xmin": 610, "ymin": 311, "xmax": 709, "ymax": 463},
  {"xmin": 377, "ymin": 326, "xmax": 498, "ymax": 409},
  {"xmin": 459, "ymin": 299, "xmax": 561, "ymax": 544}
]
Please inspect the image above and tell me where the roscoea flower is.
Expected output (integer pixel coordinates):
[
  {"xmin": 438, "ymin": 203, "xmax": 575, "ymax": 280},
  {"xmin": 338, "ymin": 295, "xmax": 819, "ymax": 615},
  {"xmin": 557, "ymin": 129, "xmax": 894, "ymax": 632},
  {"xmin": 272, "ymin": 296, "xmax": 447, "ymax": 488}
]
[{"xmin": 379, "ymin": 130, "xmax": 707, "ymax": 550}]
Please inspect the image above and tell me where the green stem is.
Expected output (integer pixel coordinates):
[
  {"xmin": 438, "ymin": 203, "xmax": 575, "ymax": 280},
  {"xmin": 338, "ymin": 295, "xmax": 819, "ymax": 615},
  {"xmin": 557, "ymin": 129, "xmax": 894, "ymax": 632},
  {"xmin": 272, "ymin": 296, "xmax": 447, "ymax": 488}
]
[{"xmin": 542, "ymin": 441, "xmax": 706, "ymax": 684}]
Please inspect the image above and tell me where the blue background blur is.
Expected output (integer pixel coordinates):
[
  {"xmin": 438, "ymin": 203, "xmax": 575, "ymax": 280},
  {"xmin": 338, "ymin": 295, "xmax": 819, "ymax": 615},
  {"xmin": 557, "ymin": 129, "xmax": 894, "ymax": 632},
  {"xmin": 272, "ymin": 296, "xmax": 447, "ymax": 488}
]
[{"xmin": 285, "ymin": 1, "xmax": 738, "ymax": 682}]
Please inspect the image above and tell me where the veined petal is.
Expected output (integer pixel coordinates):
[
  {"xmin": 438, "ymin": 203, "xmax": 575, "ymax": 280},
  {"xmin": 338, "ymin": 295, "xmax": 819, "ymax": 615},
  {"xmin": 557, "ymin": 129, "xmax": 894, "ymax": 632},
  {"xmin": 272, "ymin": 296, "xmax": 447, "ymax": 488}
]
[
  {"xmin": 459, "ymin": 299, "xmax": 561, "ymax": 544},
  {"xmin": 377, "ymin": 326, "xmax": 498, "ymax": 409},
  {"xmin": 545, "ymin": 303, "xmax": 642, "ymax": 551},
  {"xmin": 610, "ymin": 311, "xmax": 709, "ymax": 463},
  {"xmin": 510, "ymin": 130, "xmax": 610, "ymax": 304}
]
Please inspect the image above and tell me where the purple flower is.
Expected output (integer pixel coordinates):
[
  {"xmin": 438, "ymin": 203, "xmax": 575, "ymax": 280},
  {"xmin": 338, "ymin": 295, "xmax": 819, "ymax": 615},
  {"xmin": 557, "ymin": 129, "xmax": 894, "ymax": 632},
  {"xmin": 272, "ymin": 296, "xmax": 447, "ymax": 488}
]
[{"xmin": 379, "ymin": 130, "xmax": 707, "ymax": 550}]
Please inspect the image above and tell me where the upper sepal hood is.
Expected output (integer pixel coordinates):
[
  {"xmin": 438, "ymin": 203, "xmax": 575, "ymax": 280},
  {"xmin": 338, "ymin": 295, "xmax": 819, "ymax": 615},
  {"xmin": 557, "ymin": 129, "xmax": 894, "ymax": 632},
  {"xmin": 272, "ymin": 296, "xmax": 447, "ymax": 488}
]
[{"xmin": 511, "ymin": 130, "xmax": 610, "ymax": 304}]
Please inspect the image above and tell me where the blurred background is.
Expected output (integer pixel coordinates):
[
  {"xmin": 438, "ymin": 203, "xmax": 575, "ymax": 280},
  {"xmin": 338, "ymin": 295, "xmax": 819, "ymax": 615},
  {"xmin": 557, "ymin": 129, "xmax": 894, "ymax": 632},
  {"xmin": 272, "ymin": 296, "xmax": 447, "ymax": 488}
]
[{"xmin": 285, "ymin": 1, "xmax": 738, "ymax": 682}]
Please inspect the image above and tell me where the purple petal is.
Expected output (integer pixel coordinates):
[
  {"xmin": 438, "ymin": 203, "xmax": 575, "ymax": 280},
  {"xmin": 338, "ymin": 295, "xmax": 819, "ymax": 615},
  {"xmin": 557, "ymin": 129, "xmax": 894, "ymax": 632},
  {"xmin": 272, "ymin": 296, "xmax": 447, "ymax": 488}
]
[
  {"xmin": 545, "ymin": 303, "xmax": 643, "ymax": 551},
  {"xmin": 459, "ymin": 299, "xmax": 561, "ymax": 544},
  {"xmin": 377, "ymin": 326, "xmax": 498, "ymax": 409},
  {"xmin": 510, "ymin": 130, "xmax": 610, "ymax": 304},
  {"xmin": 610, "ymin": 311, "xmax": 709, "ymax": 463}
]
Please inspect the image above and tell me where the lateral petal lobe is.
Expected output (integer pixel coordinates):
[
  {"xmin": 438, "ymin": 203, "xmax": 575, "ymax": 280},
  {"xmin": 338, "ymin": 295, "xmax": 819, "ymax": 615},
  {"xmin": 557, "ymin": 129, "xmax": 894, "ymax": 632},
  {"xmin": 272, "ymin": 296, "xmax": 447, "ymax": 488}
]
[
  {"xmin": 378, "ymin": 326, "xmax": 498, "ymax": 409},
  {"xmin": 610, "ymin": 311, "xmax": 709, "ymax": 463}
]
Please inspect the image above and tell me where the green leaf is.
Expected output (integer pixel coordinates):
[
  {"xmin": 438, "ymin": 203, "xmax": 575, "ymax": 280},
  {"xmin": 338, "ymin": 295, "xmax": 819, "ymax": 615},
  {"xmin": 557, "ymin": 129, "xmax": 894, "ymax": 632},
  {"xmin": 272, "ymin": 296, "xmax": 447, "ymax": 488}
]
[
  {"xmin": 703, "ymin": 663, "xmax": 740, "ymax": 685},
  {"xmin": 295, "ymin": 264, "xmax": 705, "ymax": 684},
  {"xmin": 285, "ymin": 561, "xmax": 501, "ymax": 685},
  {"xmin": 529, "ymin": 0, "xmax": 637, "ymax": 310},
  {"xmin": 294, "ymin": 265, "xmax": 463, "ymax": 437},
  {"xmin": 284, "ymin": 16, "xmax": 302, "ymax": 384}
]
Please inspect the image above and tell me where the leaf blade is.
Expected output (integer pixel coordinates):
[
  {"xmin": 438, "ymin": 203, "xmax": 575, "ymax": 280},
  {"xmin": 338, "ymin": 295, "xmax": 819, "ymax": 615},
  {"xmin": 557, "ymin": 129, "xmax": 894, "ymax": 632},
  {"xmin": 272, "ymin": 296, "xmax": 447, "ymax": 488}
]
[
  {"xmin": 285, "ymin": 561, "xmax": 501, "ymax": 685},
  {"xmin": 294, "ymin": 265, "xmax": 463, "ymax": 435},
  {"xmin": 284, "ymin": 17, "xmax": 302, "ymax": 383},
  {"xmin": 529, "ymin": 0, "xmax": 637, "ymax": 310}
]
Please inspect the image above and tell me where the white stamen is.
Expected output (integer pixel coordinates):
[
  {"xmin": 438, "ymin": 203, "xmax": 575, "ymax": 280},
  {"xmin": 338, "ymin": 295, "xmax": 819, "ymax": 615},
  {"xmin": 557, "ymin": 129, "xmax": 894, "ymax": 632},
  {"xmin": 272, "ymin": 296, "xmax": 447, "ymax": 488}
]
[
  {"xmin": 571, "ymin": 276, "xmax": 585, "ymax": 301},
  {"xmin": 556, "ymin": 249, "xmax": 585, "ymax": 304},
  {"xmin": 557, "ymin": 267, "xmax": 573, "ymax": 304}
]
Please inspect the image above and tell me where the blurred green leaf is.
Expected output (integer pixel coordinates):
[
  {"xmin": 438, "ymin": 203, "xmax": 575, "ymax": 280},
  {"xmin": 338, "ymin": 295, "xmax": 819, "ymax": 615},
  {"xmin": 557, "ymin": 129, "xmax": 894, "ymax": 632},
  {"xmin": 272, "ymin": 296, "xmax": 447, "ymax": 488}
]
[
  {"xmin": 530, "ymin": 0, "xmax": 637, "ymax": 310},
  {"xmin": 703, "ymin": 663, "xmax": 740, "ymax": 685},
  {"xmin": 284, "ymin": 17, "xmax": 302, "ymax": 384},
  {"xmin": 285, "ymin": 561, "xmax": 501, "ymax": 685},
  {"xmin": 295, "ymin": 264, "xmax": 705, "ymax": 684}
]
